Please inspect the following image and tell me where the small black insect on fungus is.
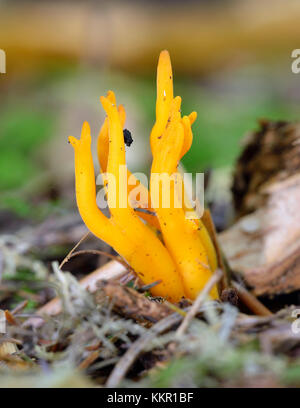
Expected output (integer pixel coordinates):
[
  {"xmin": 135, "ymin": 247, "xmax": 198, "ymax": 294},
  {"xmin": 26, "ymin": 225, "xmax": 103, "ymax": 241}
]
[{"xmin": 123, "ymin": 129, "xmax": 133, "ymax": 147}]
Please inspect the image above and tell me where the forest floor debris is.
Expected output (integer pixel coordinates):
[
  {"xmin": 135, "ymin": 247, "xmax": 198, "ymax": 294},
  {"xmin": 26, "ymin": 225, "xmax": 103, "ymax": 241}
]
[{"xmin": 0, "ymin": 234, "xmax": 300, "ymax": 388}]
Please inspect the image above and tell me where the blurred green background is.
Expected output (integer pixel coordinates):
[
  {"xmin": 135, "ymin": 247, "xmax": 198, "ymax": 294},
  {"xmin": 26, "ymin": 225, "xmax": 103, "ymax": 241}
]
[{"xmin": 1, "ymin": 0, "xmax": 300, "ymax": 221}]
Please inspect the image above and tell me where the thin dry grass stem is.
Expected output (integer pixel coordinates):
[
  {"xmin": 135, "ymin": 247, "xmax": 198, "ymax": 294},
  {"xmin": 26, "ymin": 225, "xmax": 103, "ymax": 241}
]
[
  {"xmin": 138, "ymin": 280, "xmax": 162, "ymax": 292},
  {"xmin": 78, "ymin": 350, "xmax": 100, "ymax": 370},
  {"xmin": 175, "ymin": 269, "xmax": 223, "ymax": 338},
  {"xmin": 133, "ymin": 277, "xmax": 139, "ymax": 290},
  {"xmin": 59, "ymin": 231, "xmax": 90, "ymax": 269},
  {"xmin": 106, "ymin": 312, "xmax": 182, "ymax": 388},
  {"xmin": 164, "ymin": 301, "xmax": 187, "ymax": 317},
  {"xmin": 64, "ymin": 249, "xmax": 135, "ymax": 274},
  {"xmin": 232, "ymin": 281, "xmax": 273, "ymax": 317},
  {"xmin": 11, "ymin": 300, "xmax": 28, "ymax": 315}
]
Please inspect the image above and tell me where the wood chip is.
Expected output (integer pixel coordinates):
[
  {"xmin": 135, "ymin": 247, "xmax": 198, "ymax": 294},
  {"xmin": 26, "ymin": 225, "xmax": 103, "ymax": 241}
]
[{"xmin": 95, "ymin": 281, "xmax": 171, "ymax": 323}]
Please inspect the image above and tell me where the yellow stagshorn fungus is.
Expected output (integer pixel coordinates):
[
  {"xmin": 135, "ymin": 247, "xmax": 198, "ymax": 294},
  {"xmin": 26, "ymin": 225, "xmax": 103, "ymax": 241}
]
[{"xmin": 69, "ymin": 50, "xmax": 218, "ymax": 302}]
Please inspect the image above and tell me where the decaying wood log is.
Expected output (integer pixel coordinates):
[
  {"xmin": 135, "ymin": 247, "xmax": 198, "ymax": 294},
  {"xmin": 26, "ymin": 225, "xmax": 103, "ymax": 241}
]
[{"xmin": 219, "ymin": 120, "xmax": 300, "ymax": 296}]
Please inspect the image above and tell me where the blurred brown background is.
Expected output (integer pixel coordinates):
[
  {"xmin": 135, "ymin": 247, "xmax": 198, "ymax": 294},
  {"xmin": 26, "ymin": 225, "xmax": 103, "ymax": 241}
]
[{"xmin": 0, "ymin": 0, "xmax": 300, "ymax": 224}]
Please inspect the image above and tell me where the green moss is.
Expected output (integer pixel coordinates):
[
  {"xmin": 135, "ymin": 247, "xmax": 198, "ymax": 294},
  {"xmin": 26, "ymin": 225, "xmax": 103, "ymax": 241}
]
[{"xmin": 0, "ymin": 107, "xmax": 54, "ymax": 190}]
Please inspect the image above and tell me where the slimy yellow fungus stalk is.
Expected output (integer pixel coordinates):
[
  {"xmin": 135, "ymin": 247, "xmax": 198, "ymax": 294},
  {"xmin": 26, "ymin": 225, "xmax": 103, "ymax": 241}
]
[{"xmin": 69, "ymin": 50, "xmax": 219, "ymax": 302}]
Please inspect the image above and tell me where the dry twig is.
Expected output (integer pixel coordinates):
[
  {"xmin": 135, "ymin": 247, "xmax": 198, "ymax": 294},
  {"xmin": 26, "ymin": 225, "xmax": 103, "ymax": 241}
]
[
  {"xmin": 232, "ymin": 281, "xmax": 273, "ymax": 317},
  {"xmin": 63, "ymin": 249, "xmax": 135, "ymax": 274},
  {"xmin": 106, "ymin": 312, "xmax": 182, "ymax": 387},
  {"xmin": 176, "ymin": 269, "xmax": 223, "ymax": 337},
  {"xmin": 59, "ymin": 232, "xmax": 90, "ymax": 269}
]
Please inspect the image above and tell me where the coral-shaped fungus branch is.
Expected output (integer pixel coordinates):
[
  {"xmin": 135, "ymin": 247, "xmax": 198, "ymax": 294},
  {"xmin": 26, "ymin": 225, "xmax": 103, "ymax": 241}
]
[{"xmin": 69, "ymin": 50, "xmax": 218, "ymax": 302}]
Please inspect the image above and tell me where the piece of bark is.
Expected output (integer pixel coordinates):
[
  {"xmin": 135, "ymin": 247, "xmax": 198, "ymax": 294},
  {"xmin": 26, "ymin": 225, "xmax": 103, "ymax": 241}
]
[
  {"xmin": 0, "ymin": 341, "xmax": 18, "ymax": 358},
  {"xmin": 95, "ymin": 281, "xmax": 171, "ymax": 323},
  {"xmin": 232, "ymin": 120, "xmax": 300, "ymax": 217},
  {"xmin": 220, "ymin": 120, "xmax": 300, "ymax": 296}
]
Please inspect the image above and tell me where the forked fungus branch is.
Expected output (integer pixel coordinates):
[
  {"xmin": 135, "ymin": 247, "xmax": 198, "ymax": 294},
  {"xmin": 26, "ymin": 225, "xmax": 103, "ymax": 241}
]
[{"xmin": 69, "ymin": 50, "xmax": 218, "ymax": 302}]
